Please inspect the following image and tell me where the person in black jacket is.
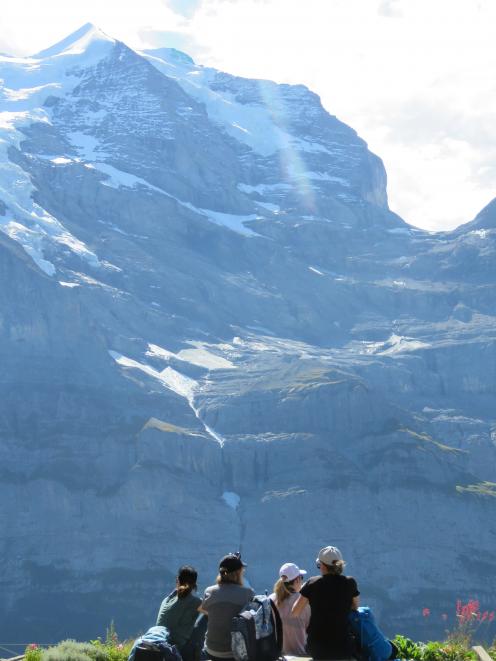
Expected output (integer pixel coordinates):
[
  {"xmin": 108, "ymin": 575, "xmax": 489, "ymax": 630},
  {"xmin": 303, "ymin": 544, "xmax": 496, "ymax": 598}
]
[{"xmin": 292, "ymin": 546, "xmax": 360, "ymax": 660}]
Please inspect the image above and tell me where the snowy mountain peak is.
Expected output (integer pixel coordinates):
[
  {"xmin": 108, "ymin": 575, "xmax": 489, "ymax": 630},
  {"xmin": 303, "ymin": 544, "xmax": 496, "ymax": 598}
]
[{"xmin": 32, "ymin": 22, "xmax": 114, "ymax": 60}]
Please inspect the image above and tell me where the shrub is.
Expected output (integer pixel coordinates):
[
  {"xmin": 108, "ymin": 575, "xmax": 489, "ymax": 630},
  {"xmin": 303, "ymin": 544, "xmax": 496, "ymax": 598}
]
[
  {"xmin": 393, "ymin": 634, "xmax": 477, "ymax": 661},
  {"xmin": 25, "ymin": 636, "xmax": 133, "ymax": 661},
  {"xmin": 25, "ymin": 644, "xmax": 43, "ymax": 661},
  {"xmin": 393, "ymin": 635, "xmax": 424, "ymax": 661}
]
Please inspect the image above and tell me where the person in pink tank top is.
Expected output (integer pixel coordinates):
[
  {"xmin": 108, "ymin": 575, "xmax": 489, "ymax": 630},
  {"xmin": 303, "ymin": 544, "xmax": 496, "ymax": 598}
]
[{"xmin": 270, "ymin": 562, "xmax": 310, "ymax": 656}]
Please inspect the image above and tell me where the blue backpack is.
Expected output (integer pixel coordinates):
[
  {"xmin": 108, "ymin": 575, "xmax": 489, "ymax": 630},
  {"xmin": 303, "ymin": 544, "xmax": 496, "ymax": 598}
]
[
  {"xmin": 348, "ymin": 607, "xmax": 394, "ymax": 661},
  {"xmin": 231, "ymin": 595, "xmax": 283, "ymax": 661},
  {"xmin": 128, "ymin": 626, "xmax": 182, "ymax": 661}
]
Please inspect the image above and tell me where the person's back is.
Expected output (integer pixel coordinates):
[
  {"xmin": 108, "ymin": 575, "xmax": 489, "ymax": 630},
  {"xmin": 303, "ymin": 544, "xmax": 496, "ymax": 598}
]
[
  {"xmin": 201, "ymin": 553, "xmax": 254, "ymax": 661},
  {"xmin": 156, "ymin": 590, "xmax": 201, "ymax": 646},
  {"xmin": 156, "ymin": 566, "xmax": 202, "ymax": 660},
  {"xmin": 292, "ymin": 546, "xmax": 360, "ymax": 660},
  {"xmin": 270, "ymin": 562, "xmax": 310, "ymax": 656},
  {"xmin": 302, "ymin": 572, "xmax": 358, "ymax": 658}
]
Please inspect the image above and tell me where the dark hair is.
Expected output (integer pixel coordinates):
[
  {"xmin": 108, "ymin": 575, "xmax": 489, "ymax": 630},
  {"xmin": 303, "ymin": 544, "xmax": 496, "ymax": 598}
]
[
  {"xmin": 177, "ymin": 565, "xmax": 198, "ymax": 598},
  {"xmin": 216, "ymin": 568, "xmax": 244, "ymax": 585}
]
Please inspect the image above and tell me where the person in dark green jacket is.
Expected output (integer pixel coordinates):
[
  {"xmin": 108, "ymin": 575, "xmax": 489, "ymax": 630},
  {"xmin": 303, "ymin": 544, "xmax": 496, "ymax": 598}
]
[{"xmin": 156, "ymin": 565, "xmax": 203, "ymax": 661}]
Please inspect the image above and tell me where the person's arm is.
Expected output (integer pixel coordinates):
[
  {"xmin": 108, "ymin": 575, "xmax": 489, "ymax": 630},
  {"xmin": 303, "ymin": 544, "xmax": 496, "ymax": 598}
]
[
  {"xmin": 349, "ymin": 577, "xmax": 360, "ymax": 611},
  {"xmin": 198, "ymin": 587, "xmax": 211, "ymax": 615},
  {"xmin": 156, "ymin": 597, "xmax": 168, "ymax": 626},
  {"xmin": 291, "ymin": 594, "xmax": 309, "ymax": 617}
]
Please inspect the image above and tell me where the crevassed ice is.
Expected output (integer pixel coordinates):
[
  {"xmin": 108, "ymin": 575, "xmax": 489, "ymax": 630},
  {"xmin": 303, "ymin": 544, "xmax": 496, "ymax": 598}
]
[{"xmin": 0, "ymin": 35, "xmax": 114, "ymax": 275}]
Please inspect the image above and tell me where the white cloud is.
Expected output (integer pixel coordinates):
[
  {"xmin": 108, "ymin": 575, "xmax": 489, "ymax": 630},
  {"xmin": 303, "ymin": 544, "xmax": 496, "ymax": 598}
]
[
  {"xmin": 0, "ymin": 0, "xmax": 186, "ymax": 55},
  {"xmin": 378, "ymin": 0, "xmax": 403, "ymax": 18},
  {"xmin": 1, "ymin": 0, "xmax": 496, "ymax": 230}
]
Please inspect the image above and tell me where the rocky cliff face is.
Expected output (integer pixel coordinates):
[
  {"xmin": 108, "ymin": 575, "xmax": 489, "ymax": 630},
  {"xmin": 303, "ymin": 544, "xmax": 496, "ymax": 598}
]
[{"xmin": 0, "ymin": 24, "xmax": 495, "ymax": 643}]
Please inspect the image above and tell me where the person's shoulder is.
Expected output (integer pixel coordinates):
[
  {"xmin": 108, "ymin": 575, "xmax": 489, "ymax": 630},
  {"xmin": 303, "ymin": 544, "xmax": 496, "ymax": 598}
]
[
  {"xmin": 343, "ymin": 575, "xmax": 360, "ymax": 593},
  {"xmin": 232, "ymin": 584, "xmax": 254, "ymax": 600},
  {"xmin": 344, "ymin": 575, "xmax": 358, "ymax": 585},
  {"xmin": 234, "ymin": 584, "xmax": 254, "ymax": 599},
  {"xmin": 203, "ymin": 584, "xmax": 218, "ymax": 598},
  {"xmin": 159, "ymin": 591, "xmax": 176, "ymax": 607},
  {"xmin": 188, "ymin": 592, "xmax": 202, "ymax": 606},
  {"xmin": 300, "ymin": 574, "xmax": 320, "ymax": 595}
]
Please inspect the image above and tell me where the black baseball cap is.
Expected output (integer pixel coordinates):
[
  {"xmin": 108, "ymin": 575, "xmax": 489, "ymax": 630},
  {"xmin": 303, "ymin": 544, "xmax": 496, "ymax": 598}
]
[{"xmin": 219, "ymin": 552, "xmax": 247, "ymax": 571}]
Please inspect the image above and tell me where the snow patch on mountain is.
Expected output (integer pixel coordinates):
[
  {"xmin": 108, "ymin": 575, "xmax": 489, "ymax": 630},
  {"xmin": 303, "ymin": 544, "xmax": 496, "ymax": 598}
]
[
  {"xmin": 109, "ymin": 349, "xmax": 228, "ymax": 446},
  {"xmin": 222, "ymin": 491, "xmax": 240, "ymax": 510},
  {"xmin": 237, "ymin": 183, "xmax": 292, "ymax": 195},
  {"xmin": 194, "ymin": 208, "xmax": 262, "ymax": 237},
  {"xmin": 109, "ymin": 350, "xmax": 198, "ymax": 401},
  {"xmin": 142, "ymin": 51, "xmax": 337, "ymax": 159},
  {"xmin": 32, "ymin": 23, "xmax": 114, "ymax": 60},
  {"xmin": 362, "ymin": 334, "xmax": 431, "ymax": 356},
  {"xmin": 147, "ymin": 342, "xmax": 235, "ymax": 370},
  {"xmin": 176, "ymin": 343, "xmax": 236, "ymax": 370},
  {"xmin": 0, "ymin": 27, "xmax": 116, "ymax": 274},
  {"xmin": 0, "ymin": 136, "xmax": 100, "ymax": 275}
]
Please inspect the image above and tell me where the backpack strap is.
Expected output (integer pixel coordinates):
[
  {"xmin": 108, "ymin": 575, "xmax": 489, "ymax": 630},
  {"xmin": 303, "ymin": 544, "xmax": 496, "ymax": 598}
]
[{"xmin": 269, "ymin": 598, "xmax": 283, "ymax": 655}]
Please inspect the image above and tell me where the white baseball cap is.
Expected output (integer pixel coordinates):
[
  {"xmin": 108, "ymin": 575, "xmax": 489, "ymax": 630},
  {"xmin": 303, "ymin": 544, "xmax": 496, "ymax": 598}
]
[
  {"xmin": 316, "ymin": 546, "xmax": 343, "ymax": 565},
  {"xmin": 279, "ymin": 562, "xmax": 307, "ymax": 582}
]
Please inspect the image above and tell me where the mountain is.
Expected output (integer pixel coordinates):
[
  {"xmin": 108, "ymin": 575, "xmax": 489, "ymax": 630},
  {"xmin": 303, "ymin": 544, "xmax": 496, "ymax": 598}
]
[{"xmin": 1, "ymin": 24, "xmax": 495, "ymax": 643}]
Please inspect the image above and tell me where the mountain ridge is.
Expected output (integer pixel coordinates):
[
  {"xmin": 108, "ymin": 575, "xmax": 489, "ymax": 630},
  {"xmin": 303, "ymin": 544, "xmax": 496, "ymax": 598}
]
[{"xmin": 0, "ymin": 24, "xmax": 495, "ymax": 643}]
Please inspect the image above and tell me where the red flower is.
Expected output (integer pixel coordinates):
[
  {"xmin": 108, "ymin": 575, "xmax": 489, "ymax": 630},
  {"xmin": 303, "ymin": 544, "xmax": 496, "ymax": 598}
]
[
  {"xmin": 456, "ymin": 599, "xmax": 481, "ymax": 623},
  {"xmin": 422, "ymin": 608, "xmax": 430, "ymax": 617}
]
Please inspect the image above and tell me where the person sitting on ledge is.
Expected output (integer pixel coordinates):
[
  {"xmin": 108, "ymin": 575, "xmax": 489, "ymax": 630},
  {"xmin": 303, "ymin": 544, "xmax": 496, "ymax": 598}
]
[
  {"xmin": 156, "ymin": 565, "xmax": 203, "ymax": 661},
  {"xmin": 270, "ymin": 561, "xmax": 310, "ymax": 657},
  {"xmin": 292, "ymin": 545, "xmax": 360, "ymax": 660},
  {"xmin": 200, "ymin": 552, "xmax": 254, "ymax": 661}
]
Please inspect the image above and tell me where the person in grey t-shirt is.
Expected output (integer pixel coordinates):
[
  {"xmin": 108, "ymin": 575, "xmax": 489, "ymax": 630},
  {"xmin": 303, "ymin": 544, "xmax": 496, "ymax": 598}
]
[{"xmin": 200, "ymin": 552, "xmax": 254, "ymax": 661}]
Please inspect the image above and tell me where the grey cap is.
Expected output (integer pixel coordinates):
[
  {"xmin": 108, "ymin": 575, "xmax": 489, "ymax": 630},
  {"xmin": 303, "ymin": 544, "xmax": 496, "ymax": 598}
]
[{"xmin": 317, "ymin": 545, "xmax": 343, "ymax": 565}]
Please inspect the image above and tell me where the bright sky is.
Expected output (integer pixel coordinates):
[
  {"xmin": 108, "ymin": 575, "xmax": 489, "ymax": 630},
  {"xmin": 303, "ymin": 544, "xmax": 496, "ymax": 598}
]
[{"xmin": 2, "ymin": 0, "xmax": 495, "ymax": 231}]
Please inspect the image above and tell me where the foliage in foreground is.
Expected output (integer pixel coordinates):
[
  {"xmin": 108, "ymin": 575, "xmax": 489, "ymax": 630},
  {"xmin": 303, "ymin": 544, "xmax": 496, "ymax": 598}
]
[
  {"xmin": 26, "ymin": 635, "xmax": 496, "ymax": 661},
  {"xmin": 24, "ymin": 623, "xmax": 133, "ymax": 661},
  {"xmin": 24, "ymin": 605, "xmax": 496, "ymax": 661},
  {"xmin": 393, "ymin": 635, "xmax": 479, "ymax": 661}
]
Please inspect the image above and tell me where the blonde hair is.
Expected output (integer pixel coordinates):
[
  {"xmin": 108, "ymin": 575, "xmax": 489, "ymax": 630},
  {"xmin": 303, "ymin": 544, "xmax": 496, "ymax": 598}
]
[
  {"xmin": 273, "ymin": 577, "xmax": 299, "ymax": 605},
  {"xmin": 322, "ymin": 559, "xmax": 345, "ymax": 575},
  {"xmin": 216, "ymin": 568, "xmax": 243, "ymax": 585}
]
